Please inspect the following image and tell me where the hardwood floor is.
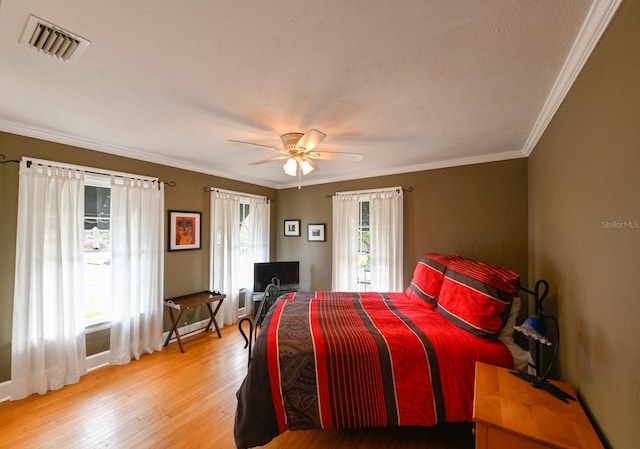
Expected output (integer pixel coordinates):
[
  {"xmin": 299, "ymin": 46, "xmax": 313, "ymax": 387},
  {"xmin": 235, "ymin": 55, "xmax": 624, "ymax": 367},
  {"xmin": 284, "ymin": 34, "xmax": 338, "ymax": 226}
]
[{"xmin": 0, "ymin": 326, "xmax": 475, "ymax": 449}]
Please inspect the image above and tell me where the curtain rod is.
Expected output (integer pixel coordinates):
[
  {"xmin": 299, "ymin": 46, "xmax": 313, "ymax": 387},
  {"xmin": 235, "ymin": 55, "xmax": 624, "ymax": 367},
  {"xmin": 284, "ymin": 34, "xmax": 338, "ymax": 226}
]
[
  {"xmin": 203, "ymin": 186, "xmax": 271, "ymax": 202},
  {"xmin": 325, "ymin": 186, "xmax": 413, "ymax": 198},
  {"xmin": 17, "ymin": 156, "xmax": 176, "ymax": 187},
  {"xmin": 0, "ymin": 154, "xmax": 19, "ymax": 164}
]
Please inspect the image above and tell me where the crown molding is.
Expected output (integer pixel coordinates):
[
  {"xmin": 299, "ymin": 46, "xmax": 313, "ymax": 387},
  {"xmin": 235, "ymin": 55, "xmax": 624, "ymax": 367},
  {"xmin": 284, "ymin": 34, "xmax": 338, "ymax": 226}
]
[
  {"xmin": 0, "ymin": 118, "xmax": 279, "ymax": 189},
  {"xmin": 522, "ymin": 0, "xmax": 623, "ymax": 156},
  {"xmin": 275, "ymin": 149, "xmax": 527, "ymax": 189}
]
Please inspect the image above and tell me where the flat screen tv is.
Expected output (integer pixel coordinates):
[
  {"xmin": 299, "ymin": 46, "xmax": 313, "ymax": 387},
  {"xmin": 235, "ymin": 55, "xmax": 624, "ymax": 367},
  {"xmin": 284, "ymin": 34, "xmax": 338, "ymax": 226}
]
[{"xmin": 253, "ymin": 261, "xmax": 299, "ymax": 293}]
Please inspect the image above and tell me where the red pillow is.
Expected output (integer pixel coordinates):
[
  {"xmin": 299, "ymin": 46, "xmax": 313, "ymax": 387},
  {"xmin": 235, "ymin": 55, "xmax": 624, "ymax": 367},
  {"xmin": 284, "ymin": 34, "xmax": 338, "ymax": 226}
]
[
  {"xmin": 436, "ymin": 258, "xmax": 520, "ymax": 339},
  {"xmin": 405, "ymin": 253, "xmax": 461, "ymax": 308}
]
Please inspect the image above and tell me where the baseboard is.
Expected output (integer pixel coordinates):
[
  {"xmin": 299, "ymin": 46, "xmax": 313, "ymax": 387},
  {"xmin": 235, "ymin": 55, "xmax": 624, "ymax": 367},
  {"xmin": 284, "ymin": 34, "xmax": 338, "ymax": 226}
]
[
  {"xmin": 0, "ymin": 380, "xmax": 10, "ymax": 403},
  {"xmin": 0, "ymin": 319, "xmax": 212, "ymax": 403},
  {"xmin": 87, "ymin": 350, "xmax": 110, "ymax": 372},
  {"xmin": 163, "ymin": 318, "xmax": 211, "ymax": 344}
]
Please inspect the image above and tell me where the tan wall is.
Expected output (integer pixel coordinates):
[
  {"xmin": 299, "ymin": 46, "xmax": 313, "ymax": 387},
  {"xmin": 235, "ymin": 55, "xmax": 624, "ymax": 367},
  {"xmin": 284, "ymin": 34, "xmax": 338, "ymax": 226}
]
[
  {"xmin": 0, "ymin": 131, "xmax": 528, "ymax": 384},
  {"xmin": 528, "ymin": 1, "xmax": 640, "ymax": 448},
  {"xmin": 276, "ymin": 159, "xmax": 529, "ymax": 292},
  {"xmin": 0, "ymin": 131, "xmax": 276, "ymax": 382}
]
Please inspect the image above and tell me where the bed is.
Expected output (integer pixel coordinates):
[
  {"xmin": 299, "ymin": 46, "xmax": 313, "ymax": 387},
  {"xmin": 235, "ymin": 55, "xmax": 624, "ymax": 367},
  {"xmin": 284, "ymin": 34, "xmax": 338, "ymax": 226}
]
[{"xmin": 234, "ymin": 254, "xmax": 525, "ymax": 449}]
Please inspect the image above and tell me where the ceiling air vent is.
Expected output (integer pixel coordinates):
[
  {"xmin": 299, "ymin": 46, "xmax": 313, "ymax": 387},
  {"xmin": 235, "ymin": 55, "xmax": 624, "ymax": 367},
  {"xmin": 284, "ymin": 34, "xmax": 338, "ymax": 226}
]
[{"xmin": 19, "ymin": 15, "xmax": 90, "ymax": 63}]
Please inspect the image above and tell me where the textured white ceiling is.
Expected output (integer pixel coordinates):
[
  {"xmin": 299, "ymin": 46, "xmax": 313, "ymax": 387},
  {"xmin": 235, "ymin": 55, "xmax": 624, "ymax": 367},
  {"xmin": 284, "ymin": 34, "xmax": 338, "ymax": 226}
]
[{"xmin": 0, "ymin": 1, "xmax": 620, "ymax": 188}]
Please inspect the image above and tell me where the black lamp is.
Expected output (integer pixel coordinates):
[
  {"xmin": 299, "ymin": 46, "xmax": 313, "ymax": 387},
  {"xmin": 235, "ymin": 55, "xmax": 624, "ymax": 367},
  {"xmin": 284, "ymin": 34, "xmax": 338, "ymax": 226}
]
[{"xmin": 510, "ymin": 279, "xmax": 575, "ymax": 402}]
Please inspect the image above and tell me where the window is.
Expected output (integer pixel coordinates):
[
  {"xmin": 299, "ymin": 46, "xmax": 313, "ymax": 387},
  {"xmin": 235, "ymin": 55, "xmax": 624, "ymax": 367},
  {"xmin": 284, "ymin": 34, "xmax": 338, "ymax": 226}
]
[
  {"xmin": 332, "ymin": 187, "xmax": 403, "ymax": 292},
  {"xmin": 210, "ymin": 190, "xmax": 270, "ymax": 324},
  {"xmin": 12, "ymin": 158, "xmax": 164, "ymax": 398},
  {"xmin": 357, "ymin": 200, "xmax": 371, "ymax": 291},
  {"xmin": 239, "ymin": 201, "xmax": 251, "ymax": 252},
  {"xmin": 237, "ymin": 200, "xmax": 251, "ymax": 310},
  {"xmin": 83, "ymin": 176, "xmax": 111, "ymax": 326}
]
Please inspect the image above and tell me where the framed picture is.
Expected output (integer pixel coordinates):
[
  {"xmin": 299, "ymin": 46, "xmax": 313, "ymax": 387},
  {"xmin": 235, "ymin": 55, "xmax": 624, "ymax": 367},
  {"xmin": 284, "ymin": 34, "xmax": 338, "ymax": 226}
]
[
  {"xmin": 169, "ymin": 211, "xmax": 201, "ymax": 251},
  {"xmin": 284, "ymin": 219, "xmax": 301, "ymax": 237},
  {"xmin": 307, "ymin": 223, "xmax": 326, "ymax": 242}
]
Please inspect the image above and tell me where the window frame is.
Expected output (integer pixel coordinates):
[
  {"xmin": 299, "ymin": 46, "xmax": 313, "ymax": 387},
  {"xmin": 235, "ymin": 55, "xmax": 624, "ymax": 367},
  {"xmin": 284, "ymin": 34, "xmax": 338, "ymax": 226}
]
[
  {"xmin": 83, "ymin": 173, "xmax": 112, "ymax": 331},
  {"xmin": 357, "ymin": 198, "xmax": 371, "ymax": 291}
]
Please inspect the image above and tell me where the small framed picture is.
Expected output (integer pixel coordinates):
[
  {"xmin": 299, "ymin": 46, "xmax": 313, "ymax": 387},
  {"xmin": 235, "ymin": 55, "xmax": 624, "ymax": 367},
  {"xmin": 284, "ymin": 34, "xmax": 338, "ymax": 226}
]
[
  {"xmin": 307, "ymin": 223, "xmax": 326, "ymax": 242},
  {"xmin": 284, "ymin": 219, "xmax": 301, "ymax": 237},
  {"xmin": 169, "ymin": 211, "xmax": 202, "ymax": 251}
]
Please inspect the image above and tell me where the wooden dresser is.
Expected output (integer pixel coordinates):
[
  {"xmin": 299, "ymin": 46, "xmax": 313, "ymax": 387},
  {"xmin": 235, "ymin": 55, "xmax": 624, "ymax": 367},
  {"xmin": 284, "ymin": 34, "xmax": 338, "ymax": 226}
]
[{"xmin": 473, "ymin": 361, "xmax": 604, "ymax": 449}]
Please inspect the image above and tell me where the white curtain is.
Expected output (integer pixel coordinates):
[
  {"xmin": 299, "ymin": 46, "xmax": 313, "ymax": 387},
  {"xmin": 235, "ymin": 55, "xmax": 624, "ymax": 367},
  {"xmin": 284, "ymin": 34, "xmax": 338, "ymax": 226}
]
[
  {"xmin": 109, "ymin": 177, "xmax": 164, "ymax": 365},
  {"xmin": 369, "ymin": 189, "xmax": 403, "ymax": 291},
  {"xmin": 244, "ymin": 196, "xmax": 270, "ymax": 313},
  {"xmin": 332, "ymin": 187, "xmax": 404, "ymax": 292},
  {"xmin": 210, "ymin": 190, "xmax": 269, "ymax": 324},
  {"xmin": 11, "ymin": 161, "xmax": 87, "ymax": 400},
  {"xmin": 210, "ymin": 190, "xmax": 241, "ymax": 325},
  {"xmin": 332, "ymin": 192, "xmax": 360, "ymax": 291}
]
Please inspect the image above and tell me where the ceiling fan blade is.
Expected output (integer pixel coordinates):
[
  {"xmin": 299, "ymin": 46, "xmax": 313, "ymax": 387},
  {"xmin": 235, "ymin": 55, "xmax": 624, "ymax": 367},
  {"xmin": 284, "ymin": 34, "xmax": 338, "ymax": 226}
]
[
  {"xmin": 249, "ymin": 155, "xmax": 289, "ymax": 165},
  {"xmin": 306, "ymin": 150, "xmax": 363, "ymax": 162},
  {"xmin": 228, "ymin": 139, "xmax": 285, "ymax": 153},
  {"xmin": 296, "ymin": 129, "xmax": 326, "ymax": 151}
]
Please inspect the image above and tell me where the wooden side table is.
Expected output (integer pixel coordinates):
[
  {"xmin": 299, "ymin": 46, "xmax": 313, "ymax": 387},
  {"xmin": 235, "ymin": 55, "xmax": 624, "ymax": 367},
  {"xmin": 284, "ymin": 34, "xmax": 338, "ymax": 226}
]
[
  {"xmin": 164, "ymin": 291, "xmax": 225, "ymax": 353},
  {"xmin": 473, "ymin": 361, "xmax": 604, "ymax": 449}
]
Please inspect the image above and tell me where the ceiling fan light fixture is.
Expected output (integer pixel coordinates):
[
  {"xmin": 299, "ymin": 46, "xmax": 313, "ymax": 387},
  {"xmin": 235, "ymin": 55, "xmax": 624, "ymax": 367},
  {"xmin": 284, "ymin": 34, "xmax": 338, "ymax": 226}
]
[
  {"xmin": 230, "ymin": 128, "xmax": 362, "ymax": 184},
  {"xmin": 283, "ymin": 157, "xmax": 298, "ymax": 176},
  {"xmin": 299, "ymin": 158, "xmax": 315, "ymax": 175}
]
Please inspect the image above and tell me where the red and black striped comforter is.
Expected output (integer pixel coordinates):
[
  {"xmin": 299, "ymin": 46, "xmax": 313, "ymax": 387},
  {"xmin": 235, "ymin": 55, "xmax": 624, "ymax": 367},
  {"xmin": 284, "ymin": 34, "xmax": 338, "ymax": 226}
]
[{"xmin": 234, "ymin": 291, "xmax": 513, "ymax": 449}]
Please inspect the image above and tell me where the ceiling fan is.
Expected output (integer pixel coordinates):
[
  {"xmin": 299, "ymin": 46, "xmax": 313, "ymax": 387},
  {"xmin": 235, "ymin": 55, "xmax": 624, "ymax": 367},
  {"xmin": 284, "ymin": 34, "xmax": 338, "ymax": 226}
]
[{"xmin": 229, "ymin": 129, "xmax": 363, "ymax": 187}]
